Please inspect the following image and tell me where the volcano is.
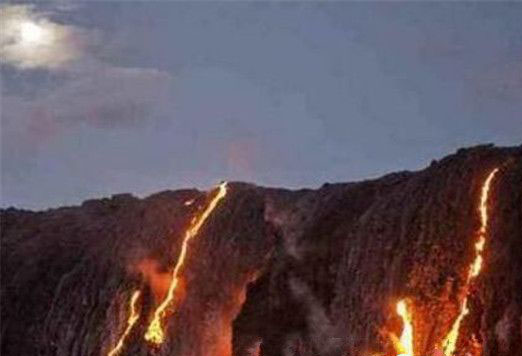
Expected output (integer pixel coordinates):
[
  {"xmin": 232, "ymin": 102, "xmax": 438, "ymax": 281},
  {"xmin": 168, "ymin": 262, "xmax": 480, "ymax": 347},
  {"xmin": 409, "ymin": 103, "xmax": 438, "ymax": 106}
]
[{"xmin": 1, "ymin": 144, "xmax": 521, "ymax": 356}]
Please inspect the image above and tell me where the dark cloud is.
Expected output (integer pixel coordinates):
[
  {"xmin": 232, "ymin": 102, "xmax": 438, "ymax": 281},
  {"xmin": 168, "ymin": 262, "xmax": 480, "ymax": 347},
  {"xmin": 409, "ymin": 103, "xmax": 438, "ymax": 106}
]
[
  {"xmin": 2, "ymin": 65, "xmax": 172, "ymax": 144},
  {"xmin": 38, "ymin": 66, "xmax": 172, "ymax": 127}
]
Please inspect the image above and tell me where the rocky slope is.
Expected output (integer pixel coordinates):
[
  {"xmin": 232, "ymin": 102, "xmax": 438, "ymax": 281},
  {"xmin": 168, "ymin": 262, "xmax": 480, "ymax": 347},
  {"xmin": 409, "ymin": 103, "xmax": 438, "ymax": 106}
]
[{"xmin": 1, "ymin": 144, "xmax": 521, "ymax": 356}]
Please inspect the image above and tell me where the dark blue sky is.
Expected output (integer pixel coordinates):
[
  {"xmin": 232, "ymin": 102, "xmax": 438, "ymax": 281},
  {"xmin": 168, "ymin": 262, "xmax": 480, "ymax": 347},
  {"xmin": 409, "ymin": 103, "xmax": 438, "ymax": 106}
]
[{"xmin": 1, "ymin": 2, "xmax": 521, "ymax": 209}]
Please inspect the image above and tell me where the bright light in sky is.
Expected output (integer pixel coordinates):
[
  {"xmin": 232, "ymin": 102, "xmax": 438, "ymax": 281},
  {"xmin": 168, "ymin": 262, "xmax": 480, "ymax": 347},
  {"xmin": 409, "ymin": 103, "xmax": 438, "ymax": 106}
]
[
  {"xmin": 20, "ymin": 21, "xmax": 46, "ymax": 44},
  {"xmin": 1, "ymin": 5, "xmax": 80, "ymax": 69}
]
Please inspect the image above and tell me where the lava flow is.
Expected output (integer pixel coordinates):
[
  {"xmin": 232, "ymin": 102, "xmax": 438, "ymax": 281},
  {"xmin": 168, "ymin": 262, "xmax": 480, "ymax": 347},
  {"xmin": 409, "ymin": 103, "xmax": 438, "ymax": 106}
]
[
  {"xmin": 392, "ymin": 300, "xmax": 414, "ymax": 356},
  {"xmin": 380, "ymin": 167, "xmax": 499, "ymax": 356},
  {"xmin": 144, "ymin": 182, "xmax": 228, "ymax": 345},
  {"xmin": 440, "ymin": 167, "xmax": 499, "ymax": 355},
  {"xmin": 107, "ymin": 290, "xmax": 142, "ymax": 356}
]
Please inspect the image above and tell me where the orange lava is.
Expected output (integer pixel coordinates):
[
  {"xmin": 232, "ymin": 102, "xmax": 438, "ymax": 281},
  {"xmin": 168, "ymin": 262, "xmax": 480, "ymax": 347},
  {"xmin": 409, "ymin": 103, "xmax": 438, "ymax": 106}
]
[
  {"xmin": 440, "ymin": 168, "xmax": 499, "ymax": 355},
  {"xmin": 144, "ymin": 182, "xmax": 228, "ymax": 345},
  {"xmin": 390, "ymin": 300, "xmax": 415, "ymax": 356},
  {"xmin": 377, "ymin": 167, "xmax": 499, "ymax": 356},
  {"xmin": 107, "ymin": 290, "xmax": 142, "ymax": 356}
]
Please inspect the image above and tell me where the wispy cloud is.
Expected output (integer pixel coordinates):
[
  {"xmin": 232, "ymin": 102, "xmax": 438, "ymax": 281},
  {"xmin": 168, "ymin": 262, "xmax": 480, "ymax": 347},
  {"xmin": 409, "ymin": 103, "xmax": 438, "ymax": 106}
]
[
  {"xmin": 1, "ymin": 3, "xmax": 174, "ymax": 199},
  {"xmin": 1, "ymin": 4, "xmax": 173, "ymax": 133},
  {"xmin": 8, "ymin": 65, "xmax": 172, "ymax": 128}
]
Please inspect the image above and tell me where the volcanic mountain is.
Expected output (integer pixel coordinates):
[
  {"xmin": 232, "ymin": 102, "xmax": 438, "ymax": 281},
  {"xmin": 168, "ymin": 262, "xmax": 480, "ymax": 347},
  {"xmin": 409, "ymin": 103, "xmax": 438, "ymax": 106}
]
[{"xmin": 1, "ymin": 144, "xmax": 521, "ymax": 356}]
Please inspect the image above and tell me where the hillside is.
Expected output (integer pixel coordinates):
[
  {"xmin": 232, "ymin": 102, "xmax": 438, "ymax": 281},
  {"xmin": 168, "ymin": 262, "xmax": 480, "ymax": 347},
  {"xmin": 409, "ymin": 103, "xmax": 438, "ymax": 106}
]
[{"xmin": 1, "ymin": 144, "xmax": 521, "ymax": 356}]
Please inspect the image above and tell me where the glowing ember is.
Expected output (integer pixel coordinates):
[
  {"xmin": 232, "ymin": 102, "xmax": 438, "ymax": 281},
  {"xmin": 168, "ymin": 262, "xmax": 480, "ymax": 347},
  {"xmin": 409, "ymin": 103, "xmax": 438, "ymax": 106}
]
[
  {"xmin": 107, "ymin": 290, "xmax": 142, "ymax": 356},
  {"xmin": 144, "ymin": 182, "xmax": 228, "ymax": 345},
  {"xmin": 440, "ymin": 168, "xmax": 499, "ymax": 355}
]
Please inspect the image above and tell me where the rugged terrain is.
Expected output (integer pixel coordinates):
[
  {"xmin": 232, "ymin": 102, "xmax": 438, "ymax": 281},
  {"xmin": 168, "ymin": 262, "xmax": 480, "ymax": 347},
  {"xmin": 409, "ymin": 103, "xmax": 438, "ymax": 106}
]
[{"xmin": 1, "ymin": 144, "xmax": 521, "ymax": 356}]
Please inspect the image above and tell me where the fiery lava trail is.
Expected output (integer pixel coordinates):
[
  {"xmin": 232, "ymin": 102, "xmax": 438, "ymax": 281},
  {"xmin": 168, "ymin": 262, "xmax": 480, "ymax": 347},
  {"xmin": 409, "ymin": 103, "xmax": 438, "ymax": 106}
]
[
  {"xmin": 440, "ymin": 168, "xmax": 499, "ymax": 355},
  {"xmin": 144, "ymin": 182, "xmax": 228, "ymax": 345},
  {"xmin": 394, "ymin": 300, "xmax": 414, "ymax": 356},
  {"xmin": 107, "ymin": 290, "xmax": 142, "ymax": 356},
  {"xmin": 386, "ymin": 300, "xmax": 415, "ymax": 356},
  {"xmin": 379, "ymin": 168, "xmax": 500, "ymax": 356}
]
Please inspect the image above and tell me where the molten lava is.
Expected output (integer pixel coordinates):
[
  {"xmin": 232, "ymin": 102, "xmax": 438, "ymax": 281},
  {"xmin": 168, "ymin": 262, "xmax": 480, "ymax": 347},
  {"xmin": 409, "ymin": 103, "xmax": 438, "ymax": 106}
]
[
  {"xmin": 440, "ymin": 168, "xmax": 499, "ymax": 355},
  {"xmin": 391, "ymin": 300, "xmax": 414, "ymax": 356},
  {"xmin": 107, "ymin": 290, "xmax": 142, "ymax": 356},
  {"xmin": 144, "ymin": 182, "xmax": 228, "ymax": 345},
  {"xmin": 378, "ymin": 168, "xmax": 500, "ymax": 356}
]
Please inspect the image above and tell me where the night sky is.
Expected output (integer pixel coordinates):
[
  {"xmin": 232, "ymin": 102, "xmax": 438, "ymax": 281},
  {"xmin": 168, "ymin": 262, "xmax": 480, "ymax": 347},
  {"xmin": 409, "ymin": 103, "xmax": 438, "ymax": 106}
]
[{"xmin": 1, "ymin": 2, "xmax": 521, "ymax": 209}]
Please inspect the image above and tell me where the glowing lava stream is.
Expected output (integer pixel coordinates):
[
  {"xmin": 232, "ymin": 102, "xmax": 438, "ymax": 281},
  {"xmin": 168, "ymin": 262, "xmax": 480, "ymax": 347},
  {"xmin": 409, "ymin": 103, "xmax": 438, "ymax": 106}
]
[
  {"xmin": 393, "ymin": 300, "xmax": 414, "ymax": 356},
  {"xmin": 107, "ymin": 290, "xmax": 142, "ymax": 356},
  {"xmin": 144, "ymin": 182, "xmax": 228, "ymax": 345},
  {"xmin": 382, "ymin": 168, "xmax": 499, "ymax": 356},
  {"xmin": 440, "ymin": 168, "xmax": 499, "ymax": 355}
]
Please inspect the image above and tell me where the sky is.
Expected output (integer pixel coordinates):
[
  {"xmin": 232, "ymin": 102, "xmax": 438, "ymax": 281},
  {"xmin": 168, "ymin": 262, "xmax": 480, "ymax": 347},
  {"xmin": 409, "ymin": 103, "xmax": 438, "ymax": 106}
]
[{"xmin": 1, "ymin": 2, "xmax": 521, "ymax": 210}]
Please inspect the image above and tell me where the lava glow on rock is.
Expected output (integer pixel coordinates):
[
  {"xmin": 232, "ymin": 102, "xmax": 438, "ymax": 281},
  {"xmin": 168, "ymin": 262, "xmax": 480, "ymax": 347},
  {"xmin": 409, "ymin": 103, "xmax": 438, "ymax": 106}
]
[
  {"xmin": 106, "ymin": 182, "xmax": 227, "ymax": 355},
  {"xmin": 106, "ymin": 167, "xmax": 499, "ymax": 355},
  {"xmin": 144, "ymin": 182, "xmax": 228, "ymax": 345},
  {"xmin": 440, "ymin": 167, "xmax": 499, "ymax": 355},
  {"xmin": 107, "ymin": 290, "xmax": 142, "ymax": 356},
  {"xmin": 383, "ymin": 168, "xmax": 499, "ymax": 356},
  {"xmin": 394, "ymin": 300, "xmax": 414, "ymax": 356}
]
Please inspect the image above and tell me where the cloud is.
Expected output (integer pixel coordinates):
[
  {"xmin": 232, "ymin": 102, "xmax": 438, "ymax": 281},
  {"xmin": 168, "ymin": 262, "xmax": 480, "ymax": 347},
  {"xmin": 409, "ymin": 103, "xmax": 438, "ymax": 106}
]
[
  {"xmin": 33, "ymin": 65, "xmax": 172, "ymax": 128},
  {"xmin": 1, "ymin": 64, "xmax": 173, "ymax": 158},
  {"xmin": 0, "ymin": 4, "xmax": 95, "ymax": 70},
  {"xmin": 1, "ymin": 63, "xmax": 173, "ymax": 197},
  {"xmin": 1, "ymin": 4, "xmax": 174, "ymax": 190},
  {"xmin": 1, "ymin": 4, "xmax": 174, "ymax": 139}
]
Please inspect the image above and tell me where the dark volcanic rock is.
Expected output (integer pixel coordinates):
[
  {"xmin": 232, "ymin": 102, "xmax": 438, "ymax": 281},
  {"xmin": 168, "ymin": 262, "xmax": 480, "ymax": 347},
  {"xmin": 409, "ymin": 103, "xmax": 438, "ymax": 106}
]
[{"xmin": 1, "ymin": 145, "xmax": 521, "ymax": 356}]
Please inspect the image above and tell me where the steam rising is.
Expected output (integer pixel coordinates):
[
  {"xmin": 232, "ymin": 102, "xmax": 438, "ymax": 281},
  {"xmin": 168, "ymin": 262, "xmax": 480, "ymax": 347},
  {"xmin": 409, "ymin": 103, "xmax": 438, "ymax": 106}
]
[{"xmin": 136, "ymin": 258, "xmax": 172, "ymax": 302}]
